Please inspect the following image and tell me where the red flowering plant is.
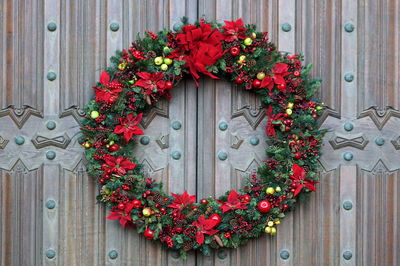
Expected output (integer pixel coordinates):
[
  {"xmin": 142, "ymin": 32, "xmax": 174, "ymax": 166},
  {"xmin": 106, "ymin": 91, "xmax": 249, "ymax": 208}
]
[{"xmin": 81, "ymin": 17, "xmax": 326, "ymax": 258}]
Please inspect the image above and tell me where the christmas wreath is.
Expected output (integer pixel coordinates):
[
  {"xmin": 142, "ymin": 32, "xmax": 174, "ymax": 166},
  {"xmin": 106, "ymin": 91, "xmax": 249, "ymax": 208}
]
[{"xmin": 81, "ymin": 18, "xmax": 326, "ymax": 258}]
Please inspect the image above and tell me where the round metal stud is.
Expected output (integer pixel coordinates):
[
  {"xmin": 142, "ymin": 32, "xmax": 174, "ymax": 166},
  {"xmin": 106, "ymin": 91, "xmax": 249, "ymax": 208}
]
[
  {"xmin": 46, "ymin": 200, "xmax": 56, "ymax": 209},
  {"xmin": 15, "ymin": 136, "xmax": 25, "ymax": 145},
  {"xmin": 46, "ymin": 151, "xmax": 56, "ymax": 160},
  {"xmin": 172, "ymin": 121, "xmax": 182, "ymax": 130},
  {"xmin": 173, "ymin": 22, "xmax": 183, "ymax": 32},
  {"xmin": 343, "ymin": 250, "xmax": 352, "ymax": 260},
  {"xmin": 47, "ymin": 22, "xmax": 57, "ymax": 32},
  {"xmin": 280, "ymin": 249, "xmax": 290, "ymax": 260},
  {"xmin": 375, "ymin": 137, "xmax": 385, "ymax": 146},
  {"xmin": 217, "ymin": 249, "xmax": 228, "ymax": 259},
  {"xmin": 140, "ymin": 136, "xmax": 150, "ymax": 145},
  {"xmin": 219, "ymin": 121, "xmax": 228, "ymax": 131},
  {"xmin": 47, "ymin": 72, "xmax": 57, "ymax": 81},
  {"xmin": 172, "ymin": 151, "xmax": 181, "ymax": 160},
  {"xmin": 109, "ymin": 250, "xmax": 118, "ymax": 259},
  {"xmin": 46, "ymin": 249, "xmax": 56, "ymax": 259},
  {"xmin": 281, "ymin": 23, "xmax": 292, "ymax": 32},
  {"xmin": 218, "ymin": 151, "xmax": 228, "ymax": 161},
  {"xmin": 46, "ymin": 121, "xmax": 56, "ymax": 130},
  {"xmin": 344, "ymin": 123, "xmax": 354, "ymax": 131},
  {"xmin": 344, "ymin": 23, "xmax": 355, "ymax": 32},
  {"xmin": 344, "ymin": 73, "xmax": 354, "ymax": 82},
  {"xmin": 109, "ymin": 22, "xmax": 119, "ymax": 32},
  {"xmin": 343, "ymin": 200, "xmax": 353, "ymax": 211},
  {"xmin": 343, "ymin": 152, "xmax": 353, "ymax": 161},
  {"xmin": 170, "ymin": 250, "xmax": 180, "ymax": 259},
  {"xmin": 250, "ymin": 136, "xmax": 260, "ymax": 146}
]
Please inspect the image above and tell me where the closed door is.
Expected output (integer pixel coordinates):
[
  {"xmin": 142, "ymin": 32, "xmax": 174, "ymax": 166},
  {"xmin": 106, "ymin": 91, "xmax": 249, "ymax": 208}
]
[{"xmin": 1, "ymin": 1, "xmax": 399, "ymax": 266}]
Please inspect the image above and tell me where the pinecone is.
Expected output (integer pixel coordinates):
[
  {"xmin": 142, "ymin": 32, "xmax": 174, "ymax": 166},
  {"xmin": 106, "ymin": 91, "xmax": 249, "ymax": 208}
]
[
  {"xmin": 210, "ymin": 240, "xmax": 219, "ymax": 249},
  {"xmin": 303, "ymin": 165, "xmax": 310, "ymax": 172},
  {"xmin": 146, "ymin": 196, "xmax": 154, "ymax": 202},
  {"xmin": 183, "ymin": 240, "xmax": 194, "ymax": 251},
  {"xmin": 240, "ymin": 230, "xmax": 249, "ymax": 237},
  {"xmin": 136, "ymin": 220, "xmax": 144, "ymax": 227},
  {"xmin": 229, "ymin": 219, "xmax": 238, "ymax": 227},
  {"xmin": 247, "ymin": 59, "xmax": 257, "ymax": 68},
  {"xmin": 265, "ymin": 53, "xmax": 273, "ymax": 63},
  {"xmin": 147, "ymin": 50, "xmax": 157, "ymax": 58},
  {"xmin": 224, "ymin": 54, "xmax": 234, "ymax": 66},
  {"xmin": 205, "ymin": 206, "xmax": 213, "ymax": 216},
  {"xmin": 125, "ymin": 175, "xmax": 136, "ymax": 185},
  {"xmin": 295, "ymin": 86, "xmax": 307, "ymax": 100},
  {"xmin": 213, "ymin": 235, "xmax": 224, "ymax": 247},
  {"xmin": 153, "ymin": 193, "xmax": 163, "ymax": 204},
  {"xmin": 113, "ymin": 114, "xmax": 121, "ymax": 125},
  {"xmin": 243, "ymin": 185, "xmax": 250, "ymax": 193}
]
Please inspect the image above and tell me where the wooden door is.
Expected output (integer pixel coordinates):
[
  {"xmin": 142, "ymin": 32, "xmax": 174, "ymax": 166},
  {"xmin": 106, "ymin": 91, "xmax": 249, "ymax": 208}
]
[{"xmin": 1, "ymin": 0, "xmax": 399, "ymax": 265}]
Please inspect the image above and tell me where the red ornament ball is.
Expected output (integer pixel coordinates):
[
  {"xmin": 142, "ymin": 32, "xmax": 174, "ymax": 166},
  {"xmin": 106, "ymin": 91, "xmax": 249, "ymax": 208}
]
[
  {"xmin": 132, "ymin": 199, "xmax": 141, "ymax": 208},
  {"xmin": 144, "ymin": 227, "xmax": 154, "ymax": 240},
  {"xmin": 200, "ymin": 198, "xmax": 208, "ymax": 205},
  {"xmin": 257, "ymin": 200, "xmax": 271, "ymax": 213},
  {"xmin": 252, "ymin": 79, "xmax": 261, "ymax": 88},
  {"xmin": 236, "ymin": 76, "xmax": 243, "ymax": 84},
  {"xmin": 294, "ymin": 152, "xmax": 302, "ymax": 159},
  {"xmin": 293, "ymin": 70, "xmax": 300, "ymax": 77},
  {"xmin": 165, "ymin": 81, "xmax": 173, "ymax": 89},
  {"xmin": 277, "ymin": 83, "xmax": 287, "ymax": 90},
  {"xmin": 230, "ymin": 46, "xmax": 240, "ymax": 56},
  {"xmin": 118, "ymin": 203, "xmax": 125, "ymax": 210},
  {"xmin": 242, "ymin": 194, "xmax": 251, "ymax": 203},
  {"xmin": 209, "ymin": 213, "xmax": 221, "ymax": 226},
  {"xmin": 109, "ymin": 143, "xmax": 119, "ymax": 152}
]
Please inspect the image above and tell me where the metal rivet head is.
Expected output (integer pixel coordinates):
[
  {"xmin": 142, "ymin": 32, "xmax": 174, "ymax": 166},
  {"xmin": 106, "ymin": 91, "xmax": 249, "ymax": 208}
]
[
  {"xmin": 109, "ymin": 250, "xmax": 118, "ymax": 259},
  {"xmin": 250, "ymin": 136, "xmax": 260, "ymax": 146},
  {"xmin": 110, "ymin": 22, "xmax": 119, "ymax": 32},
  {"xmin": 343, "ymin": 152, "xmax": 353, "ymax": 161},
  {"xmin": 46, "ymin": 121, "xmax": 56, "ymax": 130},
  {"xmin": 375, "ymin": 137, "xmax": 385, "ymax": 146},
  {"xmin": 282, "ymin": 23, "xmax": 292, "ymax": 32},
  {"xmin": 47, "ymin": 72, "xmax": 57, "ymax": 81},
  {"xmin": 343, "ymin": 250, "xmax": 352, "ymax": 260},
  {"xmin": 172, "ymin": 151, "xmax": 181, "ymax": 160},
  {"xmin": 140, "ymin": 136, "xmax": 150, "ymax": 145},
  {"xmin": 47, "ymin": 22, "xmax": 57, "ymax": 31},
  {"xmin": 344, "ymin": 73, "xmax": 354, "ymax": 82},
  {"xmin": 172, "ymin": 121, "xmax": 182, "ymax": 130},
  {"xmin": 46, "ymin": 151, "xmax": 56, "ymax": 160},
  {"xmin": 15, "ymin": 136, "xmax": 25, "ymax": 145},
  {"xmin": 343, "ymin": 200, "xmax": 353, "ymax": 211},
  {"xmin": 344, "ymin": 23, "xmax": 355, "ymax": 32},
  {"xmin": 217, "ymin": 249, "xmax": 228, "ymax": 259},
  {"xmin": 46, "ymin": 249, "xmax": 56, "ymax": 259},
  {"xmin": 344, "ymin": 123, "xmax": 354, "ymax": 131},
  {"xmin": 170, "ymin": 250, "xmax": 180, "ymax": 259},
  {"xmin": 173, "ymin": 22, "xmax": 183, "ymax": 32},
  {"xmin": 280, "ymin": 249, "xmax": 290, "ymax": 260},
  {"xmin": 218, "ymin": 151, "xmax": 228, "ymax": 161},
  {"xmin": 46, "ymin": 199, "xmax": 56, "ymax": 209},
  {"xmin": 219, "ymin": 122, "xmax": 228, "ymax": 131}
]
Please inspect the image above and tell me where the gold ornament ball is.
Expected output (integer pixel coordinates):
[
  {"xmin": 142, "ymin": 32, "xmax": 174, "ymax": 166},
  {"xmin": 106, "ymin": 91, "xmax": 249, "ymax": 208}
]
[
  {"xmin": 251, "ymin": 32, "xmax": 257, "ymax": 39},
  {"xmin": 286, "ymin": 109, "xmax": 293, "ymax": 115},
  {"xmin": 266, "ymin": 187, "xmax": 275, "ymax": 194},
  {"xmin": 90, "ymin": 110, "xmax": 99, "ymax": 119},
  {"xmin": 267, "ymin": 221, "xmax": 274, "ymax": 227},
  {"xmin": 109, "ymin": 140, "xmax": 115, "ymax": 146},
  {"xmin": 154, "ymin": 56, "xmax": 163, "ymax": 65},
  {"xmin": 164, "ymin": 58, "xmax": 173, "ymax": 65},
  {"xmin": 275, "ymin": 220, "xmax": 281, "ymax": 225},
  {"xmin": 244, "ymin": 37, "xmax": 253, "ymax": 46},
  {"xmin": 265, "ymin": 226, "xmax": 272, "ymax": 234},
  {"xmin": 84, "ymin": 142, "xmax": 91, "ymax": 148},
  {"xmin": 275, "ymin": 186, "xmax": 282, "ymax": 192},
  {"xmin": 271, "ymin": 227, "xmax": 277, "ymax": 235},
  {"xmin": 142, "ymin": 207, "xmax": 152, "ymax": 217},
  {"xmin": 257, "ymin": 72, "xmax": 266, "ymax": 80},
  {"xmin": 160, "ymin": 64, "xmax": 168, "ymax": 71},
  {"xmin": 239, "ymin": 55, "xmax": 246, "ymax": 61},
  {"xmin": 287, "ymin": 102, "xmax": 294, "ymax": 109}
]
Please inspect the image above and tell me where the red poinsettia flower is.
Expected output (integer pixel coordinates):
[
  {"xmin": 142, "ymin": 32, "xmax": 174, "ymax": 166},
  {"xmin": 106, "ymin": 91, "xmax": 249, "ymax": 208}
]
[
  {"xmin": 93, "ymin": 71, "xmax": 123, "ymax": 103},
  {"xmin": 221, "ymin": 18, "xmax": 247, "ymax": 42},
  {"xmin": 266, "ymin": 106, "xmax": 283, "ymax": 137},
  {"xmin": 107, "ymin": 201, "xmax": 135, "ymax": 228},
  {"xmin": 192, "ymin": 215, "xmax": 219, "ymax": 246},
  {"xmin": 135, "ymin": 72, "xmax": 165, "ymax": 95},
  {"xmin": 219, "ymin": 189, "xmax": 248, "ymax": 213},
  {"xmin": 114, "ymin": 113, "xmax": 144, "ymax": 142},
  {"xmin": 174, "ymin": 20, "xmax": 225, "ymax": 85},
  {"xmin": 168, "ymin": 190, "xmax": 196, "ymax": 214},
  {"xmin": 260, "ymin": 63, "xmax": 290, "ymax": 91},
  {"xmin": 104, "ymin": 155, "xmax": 137, "ymax": 176},
  {"xmin": 290, "ymin": 163, "xmax": 319, "ymax": 196}
]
